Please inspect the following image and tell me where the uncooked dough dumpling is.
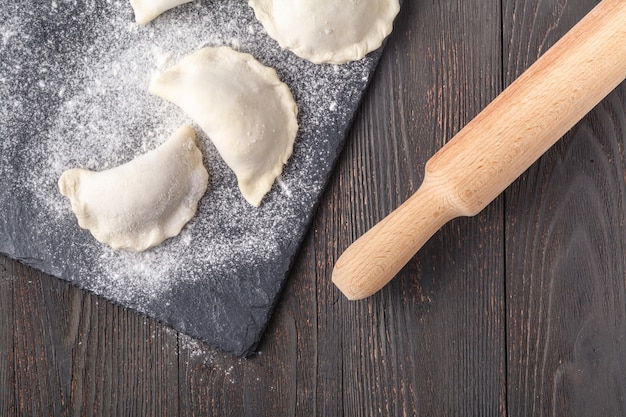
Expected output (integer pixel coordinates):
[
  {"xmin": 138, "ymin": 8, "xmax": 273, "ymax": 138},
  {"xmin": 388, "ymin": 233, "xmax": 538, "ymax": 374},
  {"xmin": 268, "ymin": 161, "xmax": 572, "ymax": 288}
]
[
  {"xmin": 149, "ymin": 46, "xmax": 298, "ymax": 207},
  {"xmin": 248, "ymin": 0, "xmax": 401, "ymax": 64},
  {"xmin": 58, "ymin": 125, "xmax": 209, "ymax": 252},
  {"xmin": 129, "ymin": 0, "xmax": 193, "ymax": 25}
]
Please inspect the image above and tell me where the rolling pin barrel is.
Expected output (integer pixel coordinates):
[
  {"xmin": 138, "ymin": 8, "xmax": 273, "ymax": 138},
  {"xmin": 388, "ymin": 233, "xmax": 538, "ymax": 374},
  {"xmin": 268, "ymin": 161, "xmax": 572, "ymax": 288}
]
[{"xmin": 332, "ymin": 0, "xmax": 626, "ymax": 300}]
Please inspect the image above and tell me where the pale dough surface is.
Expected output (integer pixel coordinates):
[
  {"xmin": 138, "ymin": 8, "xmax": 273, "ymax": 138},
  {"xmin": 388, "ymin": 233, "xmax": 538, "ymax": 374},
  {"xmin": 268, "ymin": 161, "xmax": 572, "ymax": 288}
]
[
  {"xmin": 58, "ymin": 125, "xmax": 209, "ymax": 252},
  {"xmin": 129, "ymin": 0, "xmax": 193, "ymax": 25},
  {"xmin": 149, "ymin": 46, "xmax": 298, "ymax": 207},
  {"xmin": 248, "ymin": 0, "xmax": 401, "ymax": 64}
]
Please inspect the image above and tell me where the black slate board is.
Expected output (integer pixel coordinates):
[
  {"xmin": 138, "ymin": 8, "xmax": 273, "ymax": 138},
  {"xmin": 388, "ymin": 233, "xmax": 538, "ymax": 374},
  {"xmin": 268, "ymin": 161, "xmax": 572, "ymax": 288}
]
[{"xmin": 0, "ymin": 1, "xmax": 386, "ymax": 356}]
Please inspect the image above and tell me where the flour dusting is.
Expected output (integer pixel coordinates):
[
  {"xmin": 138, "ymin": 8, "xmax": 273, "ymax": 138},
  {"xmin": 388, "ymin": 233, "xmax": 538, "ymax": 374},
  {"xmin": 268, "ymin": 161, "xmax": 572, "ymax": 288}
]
[{"xmin": 0, "ymin": 0, "xmax": 380, "ymax": 354}]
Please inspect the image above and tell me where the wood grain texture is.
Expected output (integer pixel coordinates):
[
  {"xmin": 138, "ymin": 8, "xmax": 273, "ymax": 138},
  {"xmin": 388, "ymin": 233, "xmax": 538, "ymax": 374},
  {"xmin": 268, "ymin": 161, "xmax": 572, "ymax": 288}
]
[
  {"xmin": 503, "ymin": 0, "xmax": 626, "ymax": 416},
  {"xmin": 325, "ymin": 0, "xmax": 505, "ymax": 414},
  {"xmin": 0, "ymin": 257, "xmax": 16, "ymax": 415},
  {"xmin": 4, "ymin": 264, "xmax": 180, "ymax": 416},
  {"xmin": 0, "ymin": 0, "xmax": 624, "ymax": 415}
]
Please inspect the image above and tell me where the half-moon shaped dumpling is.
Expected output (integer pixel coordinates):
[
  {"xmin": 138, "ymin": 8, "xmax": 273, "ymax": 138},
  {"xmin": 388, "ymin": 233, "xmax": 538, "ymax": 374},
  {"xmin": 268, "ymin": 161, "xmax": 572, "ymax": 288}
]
[
  {"xmin": 129, "ymin": 0, "xmax": 193, "ymax": 25},
  {"xmin": 58, "ymin": 125, "xmax": 209, "ymax": 252},
  {"xmin": 248, "ymin": 0, "xmax": 401, "ymax": 64},
  {"xmin": 149, "ymin": 46, "xmax": 298, "ymax": 207}
]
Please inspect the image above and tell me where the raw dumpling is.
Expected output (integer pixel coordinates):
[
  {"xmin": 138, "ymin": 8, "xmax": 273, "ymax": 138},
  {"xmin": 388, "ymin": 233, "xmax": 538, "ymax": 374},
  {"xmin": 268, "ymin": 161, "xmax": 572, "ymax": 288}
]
[
  {"xmin": 149, "ymin": 46, "xmax": 298, "ymax": 207},
  {"xmin": 58, "ymin": 125, "xmax": 209, "ymax": 252},
  {"xmin": 129, "ymin": 0, "xmax": 193, "ymax": 25},
  {"xmin": 248, "ymin": 0, "xmax": 401, "ymax": 64}
]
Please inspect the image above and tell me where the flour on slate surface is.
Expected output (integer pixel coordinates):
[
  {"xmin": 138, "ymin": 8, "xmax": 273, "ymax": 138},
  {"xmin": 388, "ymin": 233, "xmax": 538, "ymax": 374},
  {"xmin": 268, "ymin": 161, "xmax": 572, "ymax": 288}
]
[{"xmin": 0, "ymin": 0, "xmax": 374, "ymax": 313}]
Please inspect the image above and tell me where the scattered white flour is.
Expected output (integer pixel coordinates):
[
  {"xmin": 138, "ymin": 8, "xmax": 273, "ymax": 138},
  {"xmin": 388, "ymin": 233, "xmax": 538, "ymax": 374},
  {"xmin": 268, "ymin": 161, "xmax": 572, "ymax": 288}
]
[{"xmin": 0, "ymin": 0, "xmax": 377, "ymax": 351}]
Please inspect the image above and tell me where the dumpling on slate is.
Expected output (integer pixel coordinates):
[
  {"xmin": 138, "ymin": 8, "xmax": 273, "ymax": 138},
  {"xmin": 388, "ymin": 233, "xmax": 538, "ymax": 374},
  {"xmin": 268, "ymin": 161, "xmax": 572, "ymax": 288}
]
[
  {"xmin": 248, "ymin": 0, "xmax": 401, "ymax": 64},
  {"xmin": 149, "ymin": 46, "xmax": 298, "ymax": 207},
  {"xmin": 129, "ymin": 0, "xmax": 193, "ymax": 25},
  {"xmin": 58, "ymin": 125, "xmax": 209, "ymax": 252}
]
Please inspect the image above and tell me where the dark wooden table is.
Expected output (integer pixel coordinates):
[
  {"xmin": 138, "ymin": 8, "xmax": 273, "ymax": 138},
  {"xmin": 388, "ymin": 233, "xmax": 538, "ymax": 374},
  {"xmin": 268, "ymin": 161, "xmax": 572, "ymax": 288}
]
[{"xmin": 2, "ymin": 0, "xmax": 625, "ymax": 415}]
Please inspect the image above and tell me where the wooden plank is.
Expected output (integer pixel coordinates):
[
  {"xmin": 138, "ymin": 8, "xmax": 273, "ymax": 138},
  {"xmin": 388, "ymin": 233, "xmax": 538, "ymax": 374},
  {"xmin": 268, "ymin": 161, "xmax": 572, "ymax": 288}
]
[
  {"xmin": 320, "ymin": 0, "xmax": 506, "ymax": 415},
  {"xmin": 0, "ymin": 256, "xmax": 17, "ymax": 416},
  {"xmin": 503, "ymin": 0, "xmax": 626, "ymax": 415},
  {"xmin": 12, "ymin": 265, "xmax": 66, "ymax": 415},
  {"xmin": 7, "ymin": 262, "xmax": 180, "ymax": 415},
  {"xmin": 68, "ymin": 298, "xmax": 180, "ymax": 415}
]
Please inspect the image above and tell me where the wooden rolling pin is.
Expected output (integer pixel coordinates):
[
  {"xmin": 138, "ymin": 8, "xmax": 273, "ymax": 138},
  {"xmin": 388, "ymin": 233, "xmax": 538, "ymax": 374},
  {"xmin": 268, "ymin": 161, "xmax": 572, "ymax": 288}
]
[{"xmin": 332, "ymin": 0, "xmax": 626, "ymax": 300}]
